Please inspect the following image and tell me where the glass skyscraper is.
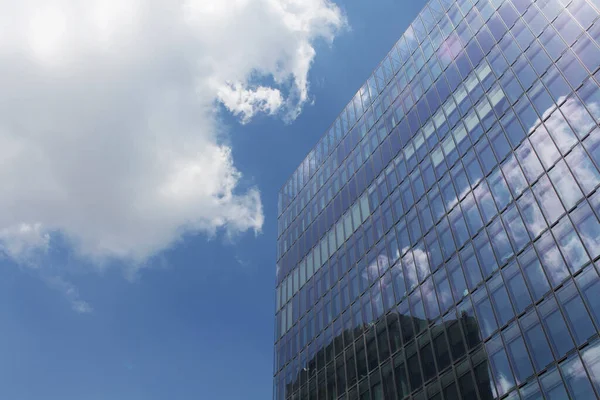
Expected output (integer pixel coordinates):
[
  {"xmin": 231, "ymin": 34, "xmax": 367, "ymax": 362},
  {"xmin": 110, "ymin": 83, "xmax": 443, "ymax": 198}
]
[{"xmin": 274, "ymin": 0, "xmax": 600, "ymax": 398}]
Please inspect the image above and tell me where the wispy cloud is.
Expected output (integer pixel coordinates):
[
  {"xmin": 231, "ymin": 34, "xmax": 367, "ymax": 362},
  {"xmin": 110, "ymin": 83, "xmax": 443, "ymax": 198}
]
[{"xmin": 45, "ymin": 276, "xmax": 93, "ymax": 314}]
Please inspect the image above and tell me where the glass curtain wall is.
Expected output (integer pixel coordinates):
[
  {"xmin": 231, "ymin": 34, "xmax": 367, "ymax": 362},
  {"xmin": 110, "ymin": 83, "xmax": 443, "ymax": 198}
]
[{"xmin": 275, "ymin": 0, "xmax": 600, "ymax": 399}]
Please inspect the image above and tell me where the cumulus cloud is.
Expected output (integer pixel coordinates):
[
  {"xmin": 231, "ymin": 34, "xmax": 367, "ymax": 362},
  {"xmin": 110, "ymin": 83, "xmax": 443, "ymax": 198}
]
[
  {"xmin": 217, "ymin": 83, "xmax": 283, "ymax": 123},
  {"xmin": 0, "ymin": 0, "xmax": 346, "ymax": 267}
]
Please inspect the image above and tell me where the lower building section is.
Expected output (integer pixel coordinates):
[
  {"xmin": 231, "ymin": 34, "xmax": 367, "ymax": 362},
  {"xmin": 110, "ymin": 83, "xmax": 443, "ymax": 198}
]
[{"xmin": 285, "ymin": 312, "xmax": 495, "ymax": 400}]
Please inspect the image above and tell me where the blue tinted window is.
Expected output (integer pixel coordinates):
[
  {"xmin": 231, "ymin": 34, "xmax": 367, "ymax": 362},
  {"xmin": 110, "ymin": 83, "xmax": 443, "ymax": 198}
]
[
  {"xmin": 460, "ymin": 243, "xmax": 483, "ymax": 290},
  {"xmin": 519, "ymin": 246, "xmax": 550, "ymax": 301},
  {"xmin": 539, "ymin": 296, "xmax": 574, "ymax": 359},
  {"xmin": 504, "ymin": 323, "xmax": 533, "ymax": 385},
  {"xmin": 488, "ymin": 274, "xmax": 514, "ymax": 327},
  {"xmin": 560, "ymin": 354, "xmax": 596, "ymax": 400},
  {"xmin": 557, "ymin": 280, "xmax": 595, "ymax": 346},
  {"xmin": 520, "ymin": 310, "xmax": 553, "ymax": 372},
  {"xmin": 503, "ymin": 261, "xmax": 532, "ymax": 314},
  {"xmin": 540, "ymin": 366, "xmax": 569, "ymax": 399},
  {"xmin": 473, "ymin": 288, "xmax": 498, "ymax": 339},
  {"xmin": 571, "ymin": 201, "xmax": 600, "ymax": 259}
]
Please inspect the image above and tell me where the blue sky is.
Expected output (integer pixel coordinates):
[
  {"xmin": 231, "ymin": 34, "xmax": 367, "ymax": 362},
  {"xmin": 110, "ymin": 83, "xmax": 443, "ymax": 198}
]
[{"xmin": 0, "ymin": 1, "xmax": 426, "ymax": 399}]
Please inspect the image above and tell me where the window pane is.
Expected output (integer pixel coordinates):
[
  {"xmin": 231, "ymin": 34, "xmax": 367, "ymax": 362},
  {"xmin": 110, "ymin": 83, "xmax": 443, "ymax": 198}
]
[
  {"xmin": 520, "ymin": 379, "xmax": 543, "ymax": 400},
  {"xmin": 515, "ymin": 139, "xmax": 544, "ymax": 184},
  {"xmin": 530, "ymin": 125, "xmax": 560, "ymax": 170},
  {"xmin": 504, "ymin": 323, "xmax": 533, "ymax": 385},
  {"xmin": 540, "ymin": 366, "xmax": 569, "ymax": 400},
  {"xmin": 532, "ymin": 175, "xmax": 564, "ymax": 226},
  {"xmin": 566, "ymin": 144, "xmax": 600, "ymax": 195},
  {"xmin": 503, "ymin": 261, "xmax": 532, "ymax": 314},
  {"xmin": 520, "ymin": 310, "xmax": 553, "ymax": 372},
  {"xmin": 539, "ymin": 296, "xmax": 574, "ymax": 359},
  {"xmin": 560, "ymin": 354, "xmax": 596, "ymax": 400},
  {"xmin": 535, "ymin": 231, "xmax": 569, "ymax": 287},
  {"xmin": 556, "ymin": 280, "xmax": 596, "ymax": 346},
  {"xmin": 488, "ymin": 274, "xmax": 514, "ymax": 328},
  {"xmin": 581, "ymin": 339, "xmax": 600, "ymax": 394},
  {"xmin": 502, "ymin": 155, "xmax": 528, "ymax": 198},
  {"xmin": 571, "ymin": 201, "xmax": 600, "ymax": 259},
  {"xmin": 461, "ymin": 243, "xmax": 483, "ymax": 290},
  {"xmin": 488, "ymin": 168, "xmax": 511, "ymax": 212},
  {"xmin": 503, "ymin": 204, "xmax": 529, "ymax": 253},
  {"xmin": 487, "ymin": 218, "xmax": 514, "ymax": 266},
  {"xmin": 486, "ymin": 335, "xmax": 516, "ymax": 397},
  {"xmin": 548, "ymin": 160, "xmax": 583, "ymax": 210},
  {"xmin": 517, "ymin": 190, "xmax": 546, "ymax": 240},
  {"xmin": 552, "ymin": 215, "xmax": 589, "ymax": 275},
  {"xmin": 473, "ymin": 288, "xmax": 498, "ymax": 339},
  {"xmin": 448, "ymin": 255, "xmax": 468, "ymax": 301},
  {"xmin": 575, "ymin": 266, "xmax": 600, "ymax": 329},
  {"xmin": 474, "ymin": 231, "xmax": 498, "ymax": 278}
]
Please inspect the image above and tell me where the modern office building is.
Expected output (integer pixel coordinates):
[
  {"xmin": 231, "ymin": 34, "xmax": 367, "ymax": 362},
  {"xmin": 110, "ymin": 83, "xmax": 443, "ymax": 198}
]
[{"xmin": 274, "ymin": 0, "xmax": 600, "ymax": 399}]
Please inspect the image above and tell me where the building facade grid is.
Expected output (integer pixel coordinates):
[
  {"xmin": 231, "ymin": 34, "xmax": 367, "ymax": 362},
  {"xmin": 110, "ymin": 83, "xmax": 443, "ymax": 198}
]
[{"xmin": 275, "ymin": 0, "xmax": 600, "ymax": 399}]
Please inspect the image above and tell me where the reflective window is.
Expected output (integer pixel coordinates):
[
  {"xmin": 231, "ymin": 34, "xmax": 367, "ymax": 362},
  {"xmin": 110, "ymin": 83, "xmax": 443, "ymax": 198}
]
[
  {"xmin": 473, "ymin": 287, "xmax": 498, "ymax": 339},
  {"xmin": 275, "ymin": 2, "xmax": 600, "ymax": 397},
  {"xmin": 540, "ymin": 366, "xmax": 569, "ymax": 399},
  {"xmin": 488, "ymin": 273, "xmax": 514, "ymax": 327},
  {"xmin": 503, "ymin": 260, "xmax": 532, "ymax": 314},
  {"xmin": 487, "ymin": 334, "xmax": 516, "ymax": 396},
  {"xmin": 557, "ymin": 280, "xmax": 595, "ymax": 347},
  {"xmin": 575, "ymin": 266, "xmax": 600, "ymax": 329},
  {"xmin": 581, "ymin": 339, "xmax": 600, "ymax": 394},
  {"xmin": 520, "ymin": 310, "xmax": 553, "ymax": 372},
  {"xmin": 539, "ymin": 296, "xmax": 574, "ymax": 359},
  {"xmin": 504, "ymin": 322, "xmax": 533, "ymax": 385}
]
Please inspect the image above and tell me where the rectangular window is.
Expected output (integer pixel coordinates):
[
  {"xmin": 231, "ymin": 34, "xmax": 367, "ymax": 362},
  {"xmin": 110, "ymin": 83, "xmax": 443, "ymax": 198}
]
[
  {"xmin": 488, "ymin": 169, "xmax": 511, "ymax": 212},
  {"xmin": 532, "ymin": 175, "xmax": 564, "ymax": 226},
  {"xmin": 488, "ymin": 273, "xmax": 514, "ymax": 328},
  {"xmin": 575, "ymin": 267, "xmax": 600, "ymax": 331},
  {"xmin": 535, "ymin": 231, "xmax": 569, "ymax": 287},
  {"xmin": 557, "ymin": 280, "xmax": 595, "ymax": 346},
  {"xmin": 502, "ymin": 261, "xmax": 532, "ymax": 315},
  {"xmin": 548, "ymin": 160, "xmax": 583, "ymax": 210},
  {"xmin": 460, "ymin": 243, "xmax": 482, "ymax": 290},
  {"xmin": 581, "ymin": 339, "xmax": 600, "ymax": 394},
  {"xmin": 501, "ymin": 156, "xmax": 527, "ymax": 199},
  {"xmin": 474, "ymin": 231, "xmax": 498, "ymax": 278},
  {"xmin": 473, "ymin": 181, "xmax": 497, "ymax": 224},
  {"xmin": 520, "ymin": 310, "xmax": 553, "ymax": 372},
  {"xmin": 567, "ymin": 145, "xmax": 600, "ymax": 196},
  {"xmin": 462, "ymin": 193, "xmax": 483, "ymax": 236},
  {"xmin": 517, "ymin": 190, "xmax": 546, "ymax": 240},
  {"xmin": 560, "ymin": 354, "xmax": 596, "ymax": 400},
  {"xmin": 553, "ymin": 216, "xmax": 589, "ymax": 275},
  {"xmin": 539, "ymin": 296, "xmax": 574, "ymax": 359},
  {"xmin": 540, "ymin": 366, "xmax": 569, "ymax": 399},
  {"xmin": 473, "ymin": 287, "xmax": 498, "ymax": 339},
  {"xmin": 486, "ymin": 334, "xmax": 515, "ymax": 397},
  {"xmin": 487, "ymin": 218, "xmax": 514, "ymax": 266},
  {"xmin": 502, "ymin": 204, "xmax": 529, "ymax": 253},
  {"xmin": 504, "ymin": 323, "xmax": 533, "ymax": 385}
]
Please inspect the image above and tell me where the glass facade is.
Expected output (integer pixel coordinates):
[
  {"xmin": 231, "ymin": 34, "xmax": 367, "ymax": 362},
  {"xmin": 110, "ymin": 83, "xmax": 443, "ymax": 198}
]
[{"xmin": 274, "ymin": 0, "xmax": 600, "ymax": 398}]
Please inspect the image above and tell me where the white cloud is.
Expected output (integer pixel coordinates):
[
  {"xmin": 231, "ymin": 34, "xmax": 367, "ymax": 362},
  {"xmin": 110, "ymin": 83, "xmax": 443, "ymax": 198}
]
[
  {"xmin": 217, "ymin": 83, "xmax": 283, "ymax": 123},
  {"xmin": 0, "ymin": 0, "xmax": 346, "ymax": 268},
  {"xmin": 46, "ymin": 276, "xmax": 93, "ymax": 314},
  {"xmin": 0, "ymin": 223, "xmax": 50, "ymax": 265}
]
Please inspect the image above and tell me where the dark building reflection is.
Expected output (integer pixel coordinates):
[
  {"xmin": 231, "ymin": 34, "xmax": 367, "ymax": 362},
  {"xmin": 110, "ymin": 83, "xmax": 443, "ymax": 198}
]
[{"xmin": 286, "ymin": 311, "xmax": 493, "ymax": 400}]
